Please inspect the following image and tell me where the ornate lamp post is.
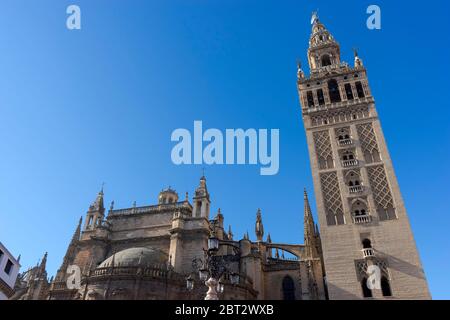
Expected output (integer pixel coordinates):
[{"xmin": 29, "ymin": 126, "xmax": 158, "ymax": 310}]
[{"xmin": 188, "ymin": 232, "xmax": 240, "ymax": 300}]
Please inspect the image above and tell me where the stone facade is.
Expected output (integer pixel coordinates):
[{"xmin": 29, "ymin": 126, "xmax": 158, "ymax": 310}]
[
  {"xmin": 12, "ymin": 177, "xmax": 326, "ymax": 300},
  {"xmin": 297, "ymin": 13, "xmax": 430, "ymax": 299},
  {"xmin": 10, "ymin": 13, "xmax": 430, "ymax": 301}
]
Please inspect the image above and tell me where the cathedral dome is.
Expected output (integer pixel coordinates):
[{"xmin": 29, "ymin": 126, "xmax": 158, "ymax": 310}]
[
  {"xmin": 98, "ymin": 247, "xmax": 168, "ymax": 268},
  {"xmin": 158, "ymin": 187, "xmax": 179, "ymax": 204}
]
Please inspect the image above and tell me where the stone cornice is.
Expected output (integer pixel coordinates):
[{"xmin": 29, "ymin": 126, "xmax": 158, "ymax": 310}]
[{"xmin": 0, "ymin": 277, "xmax": 14, "ymax": 298}]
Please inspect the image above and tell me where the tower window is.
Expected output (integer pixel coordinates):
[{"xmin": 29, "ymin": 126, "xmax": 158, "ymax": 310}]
[
  {"xmin": 361, "ymin": 278, "xmax": 373, "ymax": 298},
  {"xmin": 321, "ymin": 54, "xmax": 332, "ymax": 67},
  {"xmin": 4, "ymin": 259, "xmax": 14, "ymax": 275},
  {"xmin": 282, "ymin": 276, "xmax": 296, "ymax": 300},
  {"xmin": 362, "ymin": 238, "xmax": 372, "ymax": 249},
  {"xmin": 355, "ymin": 81, "xmax": 365, "ymax": 98},
  {"xmin": 196, "ymin": 201, "xmax": 202, "ymax": 217},
  {"xmin": 307, "ymin": 91, "xmax": 314, "ymax": 107},
  {"xmin": 381, "ymin": 276, "xmax": 392, "ymax": 297},
  {"xmin": 345, "ymin": 84, "xmax": 354, "ymax": 100},
  {"xmin": 328, "ymin": 79, "xmax": 341, "ymax": 103},
  {"xmin": 317, "ymin": 89, "xmax": 325, "ymax": 105}
]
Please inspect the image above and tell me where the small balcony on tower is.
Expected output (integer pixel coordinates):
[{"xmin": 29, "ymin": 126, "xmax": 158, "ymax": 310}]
[
  {"xmin": 353, "ymin": 215, "xmax": 372, "ymax": 224},
  {"xmin": 345, "ymin": 171, "xmax": 364, "ymax": 194},
  {"xmin": 362, "ymin": 248, "xmax": 375, "ymax": 258},
  {"xmin": 361, "ymin": 239, "xmax": 375, "ymax": 259},
  {"xmin": 340, "ymin": 149, "xmax": 358, "ymax": 168},
  {"xmin": 338, "ymin": 138, "xmax": 353, "ymax": 146},
  {"xmin": 351, "ymin": 199, "xmax": 372, "ymax": 224},
  {"xmin": 336, "ymin": 127, "xmax": 353, "ymax": 147},
  {"xmin": 349, "ymin": 185, "xmax": 364, "ymax": 194}
]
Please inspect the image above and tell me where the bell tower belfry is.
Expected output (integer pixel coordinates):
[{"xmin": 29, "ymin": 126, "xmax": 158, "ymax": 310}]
[{"xmin": 297, "ymin": 13, "xmax": 430, "ymax": 299}]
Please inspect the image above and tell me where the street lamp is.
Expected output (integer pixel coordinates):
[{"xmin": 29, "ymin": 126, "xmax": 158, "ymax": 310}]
[
  {"xmin": 199, "ymin": 268, "xmax": 208, "ymax": 281},
  {"xmin": 190, "ymin": 234, "xmax": 240, "ymax": 300},
  {"xmin": 208, "ymin": 235, "xmax": 219, "ymax": 251}
]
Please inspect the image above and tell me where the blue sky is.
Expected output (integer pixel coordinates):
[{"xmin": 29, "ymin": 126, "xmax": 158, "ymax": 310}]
[{"xmin": 0, "ymin": 0, "xmax": 449, "ymax": 299}]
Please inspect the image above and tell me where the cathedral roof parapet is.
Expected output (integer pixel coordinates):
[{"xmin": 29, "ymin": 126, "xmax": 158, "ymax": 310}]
[{"xmin": 108, "ymin": 201, "xmax": 191, "ymax": 217}]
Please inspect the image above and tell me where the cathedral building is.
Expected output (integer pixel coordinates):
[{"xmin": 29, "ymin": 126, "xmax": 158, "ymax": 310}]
[
  {"xmin": 11, "ymin": 13, "xmax": 430, "ymax": 300},
  {"xmin": 38, "ymin": 178, "xmax": 325, "ymax": 300}
]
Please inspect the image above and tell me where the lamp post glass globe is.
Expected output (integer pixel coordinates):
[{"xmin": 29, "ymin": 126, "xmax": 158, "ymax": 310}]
[
  {"xmin": 230, "ymin": 273, "xmax": 239, "ymax": 285},
  {"xmin": 208, "ymin": 237, "xmax": 219, "ymax": 251},
  {"xmin": 217, "ymin": 282, "xmax": 225, "ymax": 294},
  {"xmin": 199, "ymin": 269, "xmax": 208, "ymax": 281},
  {"xmin": 186, "ymin": 276, "xmax": 194, "ymax": 291}
]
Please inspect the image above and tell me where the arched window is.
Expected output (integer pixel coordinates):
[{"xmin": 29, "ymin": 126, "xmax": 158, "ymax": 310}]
[
  {"xmin": 341, "ymin": 150, "xmax": 355, "ymax": 162},
  {"xmin": 307, "ymin": 91, "xmax": 314, "ymax": 107},
  {"xmin": 321, "ymin": 54, "xmax": 331, "ymax": 67},
  {"xmin": 345, "ymin": 83, "xmax": 354, "ymax": 100},
  {"xmin": 362, "ymin": 239, "xmax": 372, "ymax": 249},
  {"xmin": 282, "ymin": 276, "xmax": 296, "ymax": 300},
  {"xmin": 328, "ymin": 79, "xmax": 341, "ymax": 103},
  {"xmin": 352, "ymin": 200, "xmax": 368, "ymax": 217},
  {"xmin": 381, "ymin": 277, "xmax": 392, "ymax": 297},
  {"xmin": 355, "ymin": 81, "xmax": 365, "ymax": 98},
  {"xmin": 361, "ymin": 278, "xmax": 373, "ymax": 298},
  {"xmin": 317, "ymin": 89, "xmax": 325, "ymax": 105}
]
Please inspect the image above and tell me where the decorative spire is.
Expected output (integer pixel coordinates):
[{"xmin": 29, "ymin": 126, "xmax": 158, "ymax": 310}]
[
  {"xmin": 255, "ymin": 208, "xmax": 264, "ymax": 241},
  {"xmin": 304, "ymin": 189, "xmax": 319, "ymax": 257},
  {"xmin": 89, "ymin": 187, "xmax": 105, "ymax": 213},
  {"xmin": 185, "ymin": 192, "xmax": 189, "ymax": 202},
  {"xmin": 228, "ymin": 225, "xmax": 233, "ymax": 240},
  {"xmin": 39, "ymin": 252, "xmax": 48, "ymax": 274},
  {"xmin": 304, "ymin": 189, "xmax": 316, "ymax": 240},
  {"xmin": 267, "ymin": 233, "xmax": 272, "ymax": 243},
  {"xmin": 193, "ymin": 175, "xmax": 210, "ymax": 218},
  {"xmin": 297, "ymin": 59, "xmax": 305, "ymax": 79},
  {"xmin": 311, "ymin": 10, "xmax": 319, "ymax": 25},
  {"xmin": 72, "ymin": 217, "xmax": 82, "ymax": 242},
  {"xmin": 353, "ymin": 48, "xmax": 363, "ymax": 67}
]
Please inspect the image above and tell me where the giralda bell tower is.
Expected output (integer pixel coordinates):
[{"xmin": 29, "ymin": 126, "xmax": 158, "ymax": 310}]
[{"xmin": 297, "ymin": 13, "xmax": 430, "ymax": 299}]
